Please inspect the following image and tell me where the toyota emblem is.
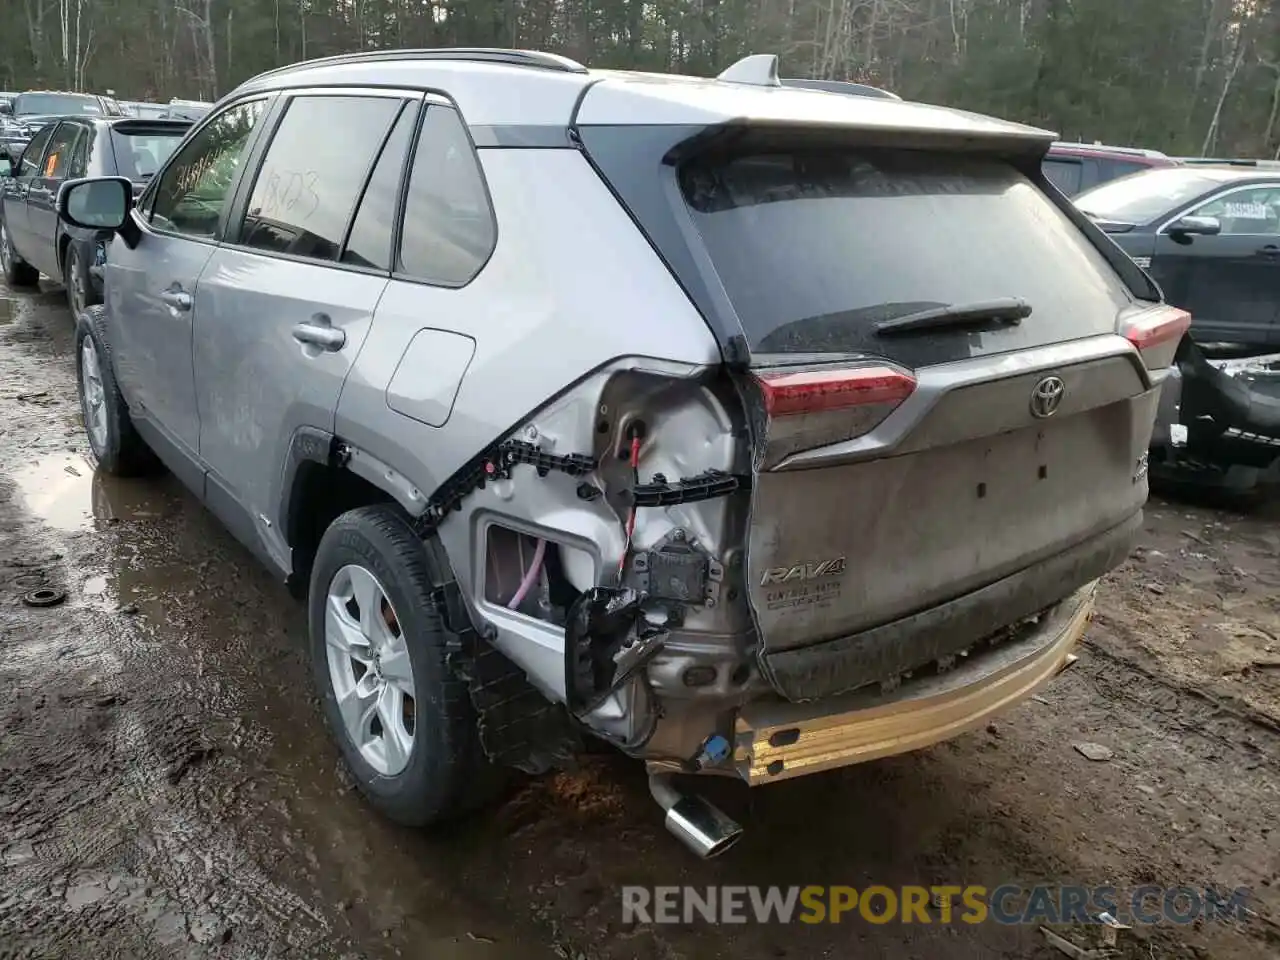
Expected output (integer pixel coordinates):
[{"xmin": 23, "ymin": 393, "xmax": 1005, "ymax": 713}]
[{"xmin": 1030, "ymin": 375, "xmax": 1065, "ymax": 419}]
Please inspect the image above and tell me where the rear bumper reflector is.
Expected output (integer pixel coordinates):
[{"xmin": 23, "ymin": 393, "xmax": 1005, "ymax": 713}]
[
  {"xmin": 758, "ymin": 511, "xmax": 1141, "ymax": 702},
  {"xmin": 733, "ymin": 585, "xmax": 1095, "ymax": 784}
]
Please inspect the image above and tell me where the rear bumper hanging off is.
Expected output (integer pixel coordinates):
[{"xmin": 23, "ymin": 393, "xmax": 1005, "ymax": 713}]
[{"xmin": 733, "ymin": 584, "xmax": 1095, "ymax": 784}]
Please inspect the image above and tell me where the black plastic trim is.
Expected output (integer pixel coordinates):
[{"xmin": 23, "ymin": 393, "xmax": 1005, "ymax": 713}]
[
  {"xmin": 469, "ymin": 124, "xmax": 576, "ymax": 148},
  {"xmin": 338, "ymin": 98, "xmax": 418, "ymax": 267}
]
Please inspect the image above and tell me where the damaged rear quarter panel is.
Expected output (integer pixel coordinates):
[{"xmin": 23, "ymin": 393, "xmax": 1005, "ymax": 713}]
[
  {"xmin": 334, "ymin": 147, "xmax": 720, "ymax": 501},
  {"xmin": 331, "ymin": 147, "xmax": 721, "ymax": 697}
]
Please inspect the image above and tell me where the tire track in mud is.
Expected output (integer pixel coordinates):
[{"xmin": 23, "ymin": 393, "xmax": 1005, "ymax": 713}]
[{"xmin": 0, "ymin": 295, "xmax": 338, "ymax": 959}]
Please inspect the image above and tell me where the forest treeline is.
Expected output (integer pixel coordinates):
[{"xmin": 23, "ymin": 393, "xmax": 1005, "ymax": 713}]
[{"xmin": 4, "ymin": 0, "xmax": 1280, "ymax": 158}]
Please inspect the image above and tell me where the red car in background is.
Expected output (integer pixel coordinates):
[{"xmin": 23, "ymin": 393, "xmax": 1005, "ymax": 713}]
[{"xmin": 1043, "ymin": 141, "xmax": 1175, "ymax": 196}]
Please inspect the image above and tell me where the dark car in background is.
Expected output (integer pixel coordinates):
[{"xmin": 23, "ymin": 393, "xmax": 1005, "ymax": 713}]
[
  {"xmin": 0, "ymin": 91, "xmax": 125, "ymax": 156},
  {"xmin": 1072, "ymin": 166, "xmax": 1280, "ymax": 348},
  {"xmin": 1073, "ymin": 165, "xmax": 1280, "ymax": 497},
  {"xmin": 0, "ymin": 116, "xmax": 190, "ymax": 313},
  {"xmin": 1043, "ymin": 142, "xmax": 1175, "ymax": 196},
  {"xmin": 1149, "ymin": 338, "xmax": 1280, "ymax": 498}
]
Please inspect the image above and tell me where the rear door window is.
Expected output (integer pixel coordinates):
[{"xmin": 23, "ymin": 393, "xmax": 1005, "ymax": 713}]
[
  {"xmin": 680, "ymin": 147, "xmax": 1133, "ymax": 367},
  {"xmin": 68, "ymin": 125, "xmax": 91, "ymax": 178},
  {"xmin": 238, "ymin": 94, "xmax": 404, "ymax": 263},
  {"xmin": 41, "ymin": 122, "xmax": 82, "ymax": 179}
]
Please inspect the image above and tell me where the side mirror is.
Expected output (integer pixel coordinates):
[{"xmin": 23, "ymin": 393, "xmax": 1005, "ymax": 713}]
[
  {"xmin": 1168, "ymin": 215, "xmax": 1222, "ymax": 242},
  {"xmin": 0, "ymin": 153, "xmax": 11, "ymax": 178},
  {"xmin": 57, "ymin": 177, "xmax": 141, "ymax": 247},
  {"xmin": 0, "ymin": 103, "xmax": 12, "ymax": 117}
]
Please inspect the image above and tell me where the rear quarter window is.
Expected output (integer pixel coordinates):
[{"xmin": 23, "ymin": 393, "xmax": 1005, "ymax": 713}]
[
  {"xmin": 680, "ymin": 147, "xmax": 1134, "ymax": 367},
  {"xmin": 395, "ymin": 106, "xmax": 495, "ymax": 286}
]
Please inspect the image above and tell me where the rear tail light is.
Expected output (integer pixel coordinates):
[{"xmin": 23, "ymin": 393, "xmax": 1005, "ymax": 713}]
[
  {"xmin": 1121, "ymin": 306, "xmax": 1191, "ymax": 353},
  {"xmin": 754, "ymin": 366, "xmax": 917, "ymax": 417}
]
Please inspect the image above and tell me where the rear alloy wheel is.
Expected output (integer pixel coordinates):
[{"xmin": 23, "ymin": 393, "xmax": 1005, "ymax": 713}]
[
  {"xmin": 80, "ymin": 333, "xmax": 110, "ymax": 453},
  {"xmin": 325, "ymin": 564, "xmax": 418, "ymax": 777},
  {"xmin": 308, "ymin": 505, "xmax": 502, "ymax": 826},
  {"xmin": 64, "ymin": 243, "xmax": 98, "ymax": 316},
  {"xmin": 0, "ymin": 221, "xmax": 39, "ymax": 288},
  {"xmin": 75, "ymin": 307, "xmax": 158, "ymax": 476}
]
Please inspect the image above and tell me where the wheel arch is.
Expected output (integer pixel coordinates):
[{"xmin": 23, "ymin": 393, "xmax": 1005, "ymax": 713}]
[
  {"xmin": 56, "ymin": 228, "xmax": 72, "ymax": 272},
  {"xmin": 279, "ymin": 428, "xmax": 424, "ymax": 597}
]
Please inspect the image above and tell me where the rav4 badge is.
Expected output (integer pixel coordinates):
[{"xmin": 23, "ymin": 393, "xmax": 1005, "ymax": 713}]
[{"xmin": 760, "ymin": 557, "xmax": 847, "ymax": 587}]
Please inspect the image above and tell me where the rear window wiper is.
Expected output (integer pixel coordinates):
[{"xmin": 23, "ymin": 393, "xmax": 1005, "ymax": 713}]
[{"xmin": 874, "ymin": 297, "xmax": 1032, "ymax": 336}]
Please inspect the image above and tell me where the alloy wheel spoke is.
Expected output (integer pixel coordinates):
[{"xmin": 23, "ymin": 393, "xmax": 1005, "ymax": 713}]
[
  {"xmin": 325, "ymin": 594, "xmax": 371, "ymax": 663},
  {"xmin": 378, "ymin": 643, "xmax": 413, "ymax": 694},
  {"xmin": 336, "ymin": 675, "xmax": 380, "ymax": 745},
  {"xmin": 347, "ymin": 566, "xmax": 386, "ymax": 644},
  {"xmin": 376, "ymin": 684, "xmax": 412, "ymax": 770}
]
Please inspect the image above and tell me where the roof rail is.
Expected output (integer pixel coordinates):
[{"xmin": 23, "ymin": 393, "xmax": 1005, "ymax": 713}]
[
  {"xmin": 1175, "ymin": 157, "xmax": 1280, "ymax": 168},
  {"xmin": 1049, "ymin": 140, "xmax": 1167, "ymax": 159},
  {"xmin": 254, "ymin": 47, "xmax": 588, "ymax": 83}
]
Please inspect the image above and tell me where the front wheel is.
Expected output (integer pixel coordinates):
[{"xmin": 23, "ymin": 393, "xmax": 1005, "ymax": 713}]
[{"xmin": 308, "ymin": 505, "xmax": 501, "ymax": 826}]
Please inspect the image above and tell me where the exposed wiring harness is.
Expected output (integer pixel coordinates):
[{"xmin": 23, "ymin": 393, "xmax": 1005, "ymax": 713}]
[{"xmin": 617, "ymin": 433, "xmax": 642, "ymax": 578}]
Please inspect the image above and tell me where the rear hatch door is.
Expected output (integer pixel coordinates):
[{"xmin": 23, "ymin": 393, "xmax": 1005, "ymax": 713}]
[{"xmin": 674, "ymin": 143, "xmax": 1183, "ymax": 690}]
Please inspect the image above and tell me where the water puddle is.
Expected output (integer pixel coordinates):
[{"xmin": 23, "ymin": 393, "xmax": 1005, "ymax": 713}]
[{"xmin": 11, "ymin": 453, "xmax": 170, "ymax": 531}]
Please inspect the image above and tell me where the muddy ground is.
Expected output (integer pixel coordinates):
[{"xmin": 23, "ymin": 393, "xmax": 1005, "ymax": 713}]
[{"xmin": 0, "ymin": 281, "xmax": 1277, "ymax": 960}]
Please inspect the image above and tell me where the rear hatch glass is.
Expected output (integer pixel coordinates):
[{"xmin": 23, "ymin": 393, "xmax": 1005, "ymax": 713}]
[
  {"xmin": 110, "ymin": 126, "xmax": 187, "ymax": 181},
  {"xmin": 679, "ymin": 147, "xmax": 1133, "ymax": 368}
]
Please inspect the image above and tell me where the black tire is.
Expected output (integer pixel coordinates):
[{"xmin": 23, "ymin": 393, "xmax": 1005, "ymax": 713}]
[
  {"xmin": 308, "ymin": 505, "xmax": 501, "ymax": 826},
  {"xmin": 1, "ymin": 218, "xmax": 39, "ymax": 287},
  {"xmin": 63, "ymin": 241, "xmax": 100, "ymax": 316},
  {"xmin": 75, "ymin": 306, "xmax": 159, "ymax": 476}
]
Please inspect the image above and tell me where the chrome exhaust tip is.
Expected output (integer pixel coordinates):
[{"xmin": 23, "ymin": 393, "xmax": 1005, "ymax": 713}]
[{"xmin": 649, "ymin": 774, "xmax": 744, "ymax": 859}]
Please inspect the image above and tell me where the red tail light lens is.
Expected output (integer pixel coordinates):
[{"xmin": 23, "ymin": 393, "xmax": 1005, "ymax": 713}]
[
  {"xmin": 755, "ymin": 366, "xmax": 918, "ymax": 417},
  {"xmin": 1121, "ymin": 306, "xmax": 1191, "ymax": 351}
]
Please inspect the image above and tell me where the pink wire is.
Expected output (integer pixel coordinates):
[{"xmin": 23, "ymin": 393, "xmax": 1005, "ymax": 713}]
[{"xmin": 508, "ymin": 538, "xmax": 547, "ymax": 610}]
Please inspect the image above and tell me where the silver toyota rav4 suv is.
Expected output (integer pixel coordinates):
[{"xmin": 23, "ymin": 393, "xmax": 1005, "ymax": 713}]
[{"xmin": 57, "ymin": 48, "xmax": 1187, "ymax": 857}]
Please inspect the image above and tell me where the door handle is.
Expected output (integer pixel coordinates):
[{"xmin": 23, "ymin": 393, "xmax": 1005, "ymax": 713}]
[
  {"xmin": 1256, "ymin": 244, "xmax": 1280, "ymax": 259},
  {"xmin": 291, "ymin": 314, "xmax": 346, "ymax": 351},
  {"xmin": 159, "ymin": 289, "xmax": 192, "ymax": 311}
]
